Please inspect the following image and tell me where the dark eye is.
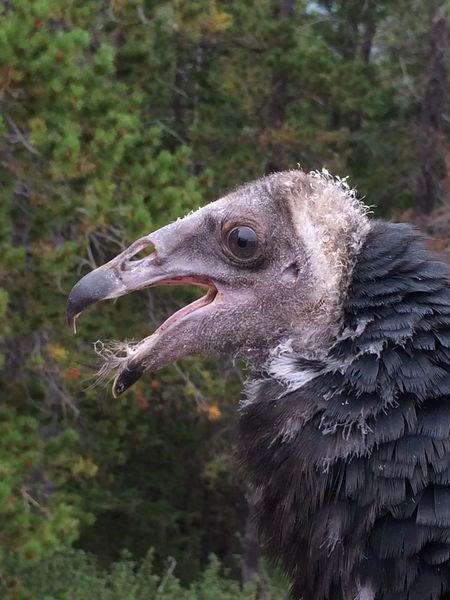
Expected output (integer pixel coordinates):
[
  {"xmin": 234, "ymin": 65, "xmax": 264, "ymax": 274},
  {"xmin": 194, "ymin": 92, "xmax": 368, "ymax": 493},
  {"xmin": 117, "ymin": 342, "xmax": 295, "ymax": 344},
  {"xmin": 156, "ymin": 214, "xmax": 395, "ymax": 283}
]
[{"xmin": 226, "ymin": 226, "xmax": 259, "ymax": 260}]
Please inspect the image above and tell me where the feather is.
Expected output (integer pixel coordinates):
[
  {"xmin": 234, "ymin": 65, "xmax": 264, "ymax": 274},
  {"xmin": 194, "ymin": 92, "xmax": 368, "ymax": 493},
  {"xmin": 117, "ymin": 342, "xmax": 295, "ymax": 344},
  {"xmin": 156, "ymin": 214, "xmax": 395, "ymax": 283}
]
[
  {"xmin": 370, "ymin": 517, "xmax": 427, "ymax": 558},
  {"xmin": 416, "ymin": 488, "xmax": 450, "ymax": 527},
  {"xmin": 239, "ymin": 221, "xmax": 450, "ymax": 600},
  {"xmin": 417, "ymin": 403, "xmax": 450, "ymax": 438},
  {"xmin": 421, "ymin": 542, "xmax": 450, "ymax": 565}
]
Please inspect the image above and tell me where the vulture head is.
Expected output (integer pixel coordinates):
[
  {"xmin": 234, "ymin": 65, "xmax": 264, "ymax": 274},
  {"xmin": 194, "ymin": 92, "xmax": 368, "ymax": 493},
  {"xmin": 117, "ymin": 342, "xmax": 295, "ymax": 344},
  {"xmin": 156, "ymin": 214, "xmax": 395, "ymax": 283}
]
[
  {"xmin": 68, "ymin": 169, "xmax": 370, "ymax": 395},
  {"xmin": 68, "ymin": 170, "xmax": 450, "ymax": 600}
]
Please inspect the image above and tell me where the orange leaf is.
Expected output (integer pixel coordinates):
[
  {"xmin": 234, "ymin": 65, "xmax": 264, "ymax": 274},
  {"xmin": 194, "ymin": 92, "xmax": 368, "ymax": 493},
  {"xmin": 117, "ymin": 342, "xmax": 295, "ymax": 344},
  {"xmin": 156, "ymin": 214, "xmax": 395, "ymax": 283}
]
[
  {"xmin": 206, "ymin": 404, "xmax": 221, "ymax": 421},
  {"xmin": 65, "ymin": 367, "xmax": 81, "ymax": 380}
]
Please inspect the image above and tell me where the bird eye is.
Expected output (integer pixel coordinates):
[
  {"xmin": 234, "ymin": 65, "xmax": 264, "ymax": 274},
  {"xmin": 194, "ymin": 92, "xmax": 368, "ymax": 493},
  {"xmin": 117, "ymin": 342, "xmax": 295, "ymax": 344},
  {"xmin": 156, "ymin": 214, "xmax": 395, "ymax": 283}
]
[{"xmin": 226, "ymin": 226, "xmax": 259, "ymax": 261}]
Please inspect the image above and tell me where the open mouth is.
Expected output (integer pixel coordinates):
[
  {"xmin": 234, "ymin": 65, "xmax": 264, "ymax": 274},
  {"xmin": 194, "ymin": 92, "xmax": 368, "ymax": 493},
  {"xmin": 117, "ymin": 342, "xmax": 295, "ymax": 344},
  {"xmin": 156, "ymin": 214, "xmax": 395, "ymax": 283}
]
[
  {"xmin": 106, "ymin": 277, "xmax": 218, "ymax": 396},
  {"xmin": 67, "ymin": 234, "xmax": 221, "ymax": 396},
  {"xmin": 147, "ymin": 277, "xmax": 218, "ymax": 336}
]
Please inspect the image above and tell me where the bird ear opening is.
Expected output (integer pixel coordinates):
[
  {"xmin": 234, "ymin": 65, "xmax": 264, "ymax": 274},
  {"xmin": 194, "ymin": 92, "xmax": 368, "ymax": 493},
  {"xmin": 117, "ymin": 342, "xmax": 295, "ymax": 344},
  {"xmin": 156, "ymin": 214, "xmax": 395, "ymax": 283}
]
[{"xmin": 281, "ymin": 262, "xmax": 300, "ymax": 283}]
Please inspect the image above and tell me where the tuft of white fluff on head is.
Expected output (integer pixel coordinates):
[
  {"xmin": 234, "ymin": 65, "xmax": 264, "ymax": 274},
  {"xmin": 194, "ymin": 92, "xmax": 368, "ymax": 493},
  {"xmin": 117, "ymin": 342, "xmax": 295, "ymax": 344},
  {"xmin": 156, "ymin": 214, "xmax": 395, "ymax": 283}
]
[
  {"xmin": 284, "ymin": 168, "xmax": 371, "ymax": 311},
  {"xmin": 263, "ymin": 169, "xmax": 372, "ymax": 393}
]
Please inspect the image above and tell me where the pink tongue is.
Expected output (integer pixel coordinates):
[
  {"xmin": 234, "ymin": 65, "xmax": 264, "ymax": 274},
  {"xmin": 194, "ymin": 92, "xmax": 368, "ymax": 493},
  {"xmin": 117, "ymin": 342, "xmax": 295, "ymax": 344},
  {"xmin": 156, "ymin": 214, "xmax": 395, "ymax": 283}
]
[{"xmin": 158, "ymin": 287, "xmax": 216, "ymax": 333}]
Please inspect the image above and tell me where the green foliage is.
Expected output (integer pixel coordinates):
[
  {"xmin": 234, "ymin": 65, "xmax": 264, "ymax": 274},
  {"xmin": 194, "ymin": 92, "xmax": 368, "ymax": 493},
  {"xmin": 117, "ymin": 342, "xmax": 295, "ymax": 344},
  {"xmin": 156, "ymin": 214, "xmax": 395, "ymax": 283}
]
[
  {"xmin": 0, "ymin": 0, "xmax": 233, "ymax": 585},
  {"xmin": 0, "ymin": 408, "xmax": 88, "ymax": 565},
  {"xmin": 1, "ymin": 0, "xmax": 449, "ymax": 596},
  {"xmin": 5, "ymin": 550, "xmax": 288, "ymax": 600}
]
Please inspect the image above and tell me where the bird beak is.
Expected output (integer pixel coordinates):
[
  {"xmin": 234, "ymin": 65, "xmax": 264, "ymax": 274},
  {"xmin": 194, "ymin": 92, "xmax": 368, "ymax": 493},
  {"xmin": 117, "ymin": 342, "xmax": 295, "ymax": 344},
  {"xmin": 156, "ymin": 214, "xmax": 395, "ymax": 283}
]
[
  {"xmin": 67, "ymin": 234, "xmax": 159, "ymax": 333},
  {"xmin": 67, "ymin": 220, "xmax": 219, "ymax": 396}
]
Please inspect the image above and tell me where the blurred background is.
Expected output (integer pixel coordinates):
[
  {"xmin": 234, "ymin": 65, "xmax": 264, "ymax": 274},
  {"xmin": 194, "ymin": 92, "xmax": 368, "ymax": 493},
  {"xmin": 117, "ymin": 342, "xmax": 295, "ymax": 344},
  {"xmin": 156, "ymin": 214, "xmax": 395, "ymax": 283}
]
[{"xmin": 1, "ymin": 0, "xmax": 450, "ymax": 597}]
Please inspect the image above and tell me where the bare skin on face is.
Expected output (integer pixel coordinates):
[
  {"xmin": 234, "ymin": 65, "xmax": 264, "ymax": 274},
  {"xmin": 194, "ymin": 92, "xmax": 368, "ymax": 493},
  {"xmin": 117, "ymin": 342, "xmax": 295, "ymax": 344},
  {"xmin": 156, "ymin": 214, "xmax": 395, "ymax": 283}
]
[{"xmin": 67, "ymin": 169, "xmax": 370, "ymax": 396}]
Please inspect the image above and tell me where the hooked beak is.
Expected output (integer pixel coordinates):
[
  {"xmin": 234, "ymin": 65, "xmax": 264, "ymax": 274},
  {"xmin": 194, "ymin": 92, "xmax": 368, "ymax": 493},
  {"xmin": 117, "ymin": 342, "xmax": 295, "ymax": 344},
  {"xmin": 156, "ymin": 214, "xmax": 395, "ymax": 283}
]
[
  {"xmin": 67, "ymin": 235, "xmax": 158, "ymax": 333},
  {"xmin": 67, "ymin": 225, "xmax": 218, "ymax": 396}
]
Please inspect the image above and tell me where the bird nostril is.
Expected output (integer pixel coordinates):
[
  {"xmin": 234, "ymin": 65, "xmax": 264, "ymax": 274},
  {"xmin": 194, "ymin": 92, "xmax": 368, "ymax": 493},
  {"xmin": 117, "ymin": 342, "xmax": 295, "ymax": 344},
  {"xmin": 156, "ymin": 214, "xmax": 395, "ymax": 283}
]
[
  {"xmin": 120, "ymin": 240, "xmax": 156, "ymax": 271},
  {"xmin": 129, "ymin": 245, "xmax": 156, "ymax": 261}
]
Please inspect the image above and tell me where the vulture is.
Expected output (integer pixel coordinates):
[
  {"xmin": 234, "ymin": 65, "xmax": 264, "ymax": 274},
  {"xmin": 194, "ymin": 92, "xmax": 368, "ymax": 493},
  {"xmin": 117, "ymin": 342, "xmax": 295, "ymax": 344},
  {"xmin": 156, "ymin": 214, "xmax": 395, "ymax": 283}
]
[{"xmin": 67, "ymin": 170, "xmax": 450, "ymax": 600}]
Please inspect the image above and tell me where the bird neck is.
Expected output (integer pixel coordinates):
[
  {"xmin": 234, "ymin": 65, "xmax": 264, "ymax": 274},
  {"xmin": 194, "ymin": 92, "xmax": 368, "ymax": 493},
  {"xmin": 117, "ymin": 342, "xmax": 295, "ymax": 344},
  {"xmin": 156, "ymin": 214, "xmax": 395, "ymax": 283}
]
[{"xmin": 238, "ymin": 220, "xmax": 450, "ymax": 599}]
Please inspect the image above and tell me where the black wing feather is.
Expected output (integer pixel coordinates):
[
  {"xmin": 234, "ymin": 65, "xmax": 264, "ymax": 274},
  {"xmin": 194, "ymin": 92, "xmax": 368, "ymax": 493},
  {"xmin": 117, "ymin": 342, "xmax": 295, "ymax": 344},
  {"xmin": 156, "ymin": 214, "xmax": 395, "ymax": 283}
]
[{"xmin": 239, "ymin": 222, "xmax": 450, "ymax": 599}]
